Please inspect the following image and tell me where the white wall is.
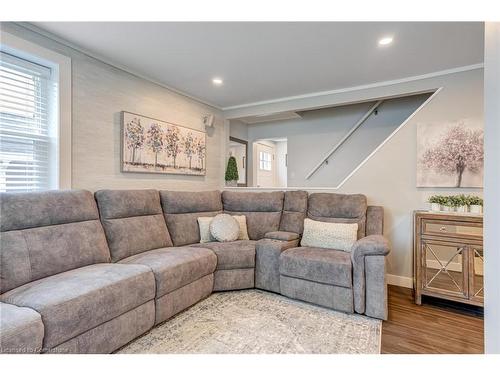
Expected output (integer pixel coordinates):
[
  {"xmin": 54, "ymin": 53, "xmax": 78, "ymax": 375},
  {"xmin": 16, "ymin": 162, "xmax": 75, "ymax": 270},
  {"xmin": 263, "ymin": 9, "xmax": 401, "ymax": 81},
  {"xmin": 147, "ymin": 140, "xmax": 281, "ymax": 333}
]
[
  {"xmin": 229, "ymin": 119, "xmax": 249, "ymax": 141},
  {"xmin": 484, "ymin": 22, "xmax": 500, "ymax": 354},
  {"xmin": 339, "ymin": 69, "xmax": 483, "ymax": 282},
  {"xmin": 245, "ymin": 94, "xmax": 430, "ymax": 188},
  {"xmin": 275, "ymin": 140, "xmax": 287, "ymax": 187},
  {"xmin": 227, "ymin": 68, "xmax": 484, "ymax": 283},
  {"xmin": 1, "ymin": 23, "xmax": 225, "ymax": 192}
]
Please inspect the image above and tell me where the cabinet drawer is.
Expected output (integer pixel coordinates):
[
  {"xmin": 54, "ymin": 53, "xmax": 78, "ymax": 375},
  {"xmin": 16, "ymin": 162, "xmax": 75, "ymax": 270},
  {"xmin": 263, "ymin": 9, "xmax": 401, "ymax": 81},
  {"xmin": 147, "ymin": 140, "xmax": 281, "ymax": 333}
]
[{"xmin": 422, "ymin": 219, "xmax": 483, "ymax": 239}]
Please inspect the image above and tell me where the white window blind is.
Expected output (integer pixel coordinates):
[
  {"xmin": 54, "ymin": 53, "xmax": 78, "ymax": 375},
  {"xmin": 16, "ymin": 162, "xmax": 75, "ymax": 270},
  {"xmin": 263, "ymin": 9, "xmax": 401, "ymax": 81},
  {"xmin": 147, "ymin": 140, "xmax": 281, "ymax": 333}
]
[{"xmin": 0, "ymin": 51, "xmax": 55, "ymax": 192}]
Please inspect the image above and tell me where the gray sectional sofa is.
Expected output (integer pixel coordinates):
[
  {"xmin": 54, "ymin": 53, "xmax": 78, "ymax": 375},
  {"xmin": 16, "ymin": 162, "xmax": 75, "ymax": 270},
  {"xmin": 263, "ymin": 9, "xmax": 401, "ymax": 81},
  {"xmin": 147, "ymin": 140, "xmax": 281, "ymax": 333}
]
[{"xmin": 0, "ymin": 189, "xmax": 390, "ymax": 354}]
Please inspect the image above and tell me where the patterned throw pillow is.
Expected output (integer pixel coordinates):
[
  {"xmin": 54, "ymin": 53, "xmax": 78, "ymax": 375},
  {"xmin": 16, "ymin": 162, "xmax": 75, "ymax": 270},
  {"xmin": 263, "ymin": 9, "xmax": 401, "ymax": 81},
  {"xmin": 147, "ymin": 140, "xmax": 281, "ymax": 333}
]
[
  {"xmin": 197, "ymin": 215, "xmax": 249, "ymax": 243},
  {"xmin": 209, "ymin": 214, "xmax": 240, "ymax": 242},
  {"xmin": 301, "ymin": 218, "xmax": 358, "ymax": 252}
]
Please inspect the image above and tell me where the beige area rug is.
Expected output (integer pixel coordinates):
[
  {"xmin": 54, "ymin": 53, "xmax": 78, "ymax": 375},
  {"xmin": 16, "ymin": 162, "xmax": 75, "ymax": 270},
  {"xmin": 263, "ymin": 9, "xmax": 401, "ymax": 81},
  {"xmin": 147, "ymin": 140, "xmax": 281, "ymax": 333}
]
[{"xmin": 118, "ymin": 290, "xmax": 381, "ymax": 354}]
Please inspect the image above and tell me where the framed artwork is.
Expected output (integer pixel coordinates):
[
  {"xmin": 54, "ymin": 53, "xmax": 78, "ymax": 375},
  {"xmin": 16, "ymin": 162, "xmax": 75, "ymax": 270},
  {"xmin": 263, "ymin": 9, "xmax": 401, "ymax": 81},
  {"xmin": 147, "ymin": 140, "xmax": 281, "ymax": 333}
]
[
  {"xmin": 416, "ymin": 120, "xmax": 483, "ymax": 188},
  {"xmin": 121, "ymin": 111, "xmax": 206, "ymax": 175}
]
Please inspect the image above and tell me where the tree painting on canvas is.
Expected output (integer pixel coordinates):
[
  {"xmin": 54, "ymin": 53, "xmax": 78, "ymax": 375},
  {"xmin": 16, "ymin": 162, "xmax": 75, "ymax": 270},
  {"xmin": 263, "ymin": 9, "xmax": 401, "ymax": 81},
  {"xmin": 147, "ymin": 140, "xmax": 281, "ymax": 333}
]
[
  {"xmin": 122, "ymin": 112, "xmax": 207, "ymax": 175},
  {"xmin": 417, "ymin": 120, "xmax": 483, "ymax": 187}
]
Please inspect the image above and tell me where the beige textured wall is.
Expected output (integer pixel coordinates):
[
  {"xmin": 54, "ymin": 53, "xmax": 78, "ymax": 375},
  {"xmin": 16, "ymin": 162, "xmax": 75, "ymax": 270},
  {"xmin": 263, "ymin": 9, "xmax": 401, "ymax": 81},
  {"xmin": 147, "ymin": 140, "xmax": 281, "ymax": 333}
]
[
  {"xmin": 71, "ymin": 57, "xmax": 224, "ymax": 191},
  {"xmin": 2, "ymin": 23, "xmax": 225, "ymax": 192}
]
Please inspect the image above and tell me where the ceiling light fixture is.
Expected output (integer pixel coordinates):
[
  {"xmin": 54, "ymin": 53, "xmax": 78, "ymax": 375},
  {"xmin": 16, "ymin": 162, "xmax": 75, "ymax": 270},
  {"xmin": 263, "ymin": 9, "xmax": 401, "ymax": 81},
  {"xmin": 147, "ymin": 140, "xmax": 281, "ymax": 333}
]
[
  {"xmin": 378, "ymin": 36, "xmax": 393, "ymax": 46},
  {"xmin": 212, "ymin": 77, "xmax": 223, "ymax": 85}
]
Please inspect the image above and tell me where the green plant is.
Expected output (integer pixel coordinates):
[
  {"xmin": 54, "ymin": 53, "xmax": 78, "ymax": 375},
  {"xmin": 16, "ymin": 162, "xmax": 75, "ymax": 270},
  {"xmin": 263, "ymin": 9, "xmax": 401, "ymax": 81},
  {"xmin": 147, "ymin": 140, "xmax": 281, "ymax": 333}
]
[
  {"xmin": 428, "ymin": 195, "xmax": 447, "ymax": 205},
  {"xmin": 455, "ymin": 194, "xmax": 469, "ymax": 207},
  {"xmin": 225, "ymin": 156, "xmax": 239, "ymax": 182},
  {"xmin": 468, "ymin": 196, "xmax": 483, "ymax": 206}
]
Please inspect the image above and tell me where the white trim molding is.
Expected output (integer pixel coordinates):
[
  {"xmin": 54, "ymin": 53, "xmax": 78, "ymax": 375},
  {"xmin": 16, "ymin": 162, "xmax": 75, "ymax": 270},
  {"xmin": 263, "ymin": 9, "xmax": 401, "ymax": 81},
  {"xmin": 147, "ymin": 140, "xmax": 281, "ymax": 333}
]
[
  {"xmin": 223, "ymin": 63, "xmax": 483, "ymax": 112},
  {"xmin": 1, "ymin": 31, "xmax": 72, "ymax": 189},
  {"xmin": 387, "ymin": 274, "xmax": 413, "ymax": 289}
]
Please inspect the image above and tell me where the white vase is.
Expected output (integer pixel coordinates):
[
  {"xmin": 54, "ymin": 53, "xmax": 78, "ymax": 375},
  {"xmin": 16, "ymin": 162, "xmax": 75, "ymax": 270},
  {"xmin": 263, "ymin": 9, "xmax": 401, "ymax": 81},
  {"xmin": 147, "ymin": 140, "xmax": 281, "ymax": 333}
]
[
  {"xmin": 470, "ymin": 205, "xmax": 483, "ymax": 214},
  {"xmin": 430, "ymin": 203, "xmax": 441, "ymax": 212},
  {"xmin": 443, "ymin": 206, "xmax": 454, "ymax": 212},
  {"xmin": 456, "ymin": 205, "xmax": 468, "ymax": 213},
  {"xmin": 225, "ymin": 180, "xmax": 237, "ymax": 187}
]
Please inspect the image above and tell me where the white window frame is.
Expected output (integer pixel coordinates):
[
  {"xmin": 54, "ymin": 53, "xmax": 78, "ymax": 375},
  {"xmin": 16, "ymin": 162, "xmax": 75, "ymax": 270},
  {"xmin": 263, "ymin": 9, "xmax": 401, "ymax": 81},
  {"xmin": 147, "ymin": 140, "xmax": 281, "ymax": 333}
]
[
  {"xmin": 259, "ymin": 151, "xmax": 272, "ymax": 171},
  {"xmin": 1, "ymin": 31, "xmax": 72, "ymax": 190}
]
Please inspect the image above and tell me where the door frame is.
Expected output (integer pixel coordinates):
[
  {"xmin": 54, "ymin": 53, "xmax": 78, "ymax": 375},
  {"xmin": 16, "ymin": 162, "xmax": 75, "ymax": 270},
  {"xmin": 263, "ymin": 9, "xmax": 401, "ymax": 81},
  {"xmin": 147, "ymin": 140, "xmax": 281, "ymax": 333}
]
[{"xmin": 229, "ymin": 136, "xmax": 248, "ymax": 187}]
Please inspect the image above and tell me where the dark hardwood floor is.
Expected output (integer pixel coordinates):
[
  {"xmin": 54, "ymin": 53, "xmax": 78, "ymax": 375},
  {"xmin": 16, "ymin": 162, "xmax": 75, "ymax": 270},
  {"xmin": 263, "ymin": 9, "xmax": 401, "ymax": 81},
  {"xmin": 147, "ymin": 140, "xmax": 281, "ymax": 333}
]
[{"xmin": 381, "ymin": 285, "xmax": 484, "ymax": 354}]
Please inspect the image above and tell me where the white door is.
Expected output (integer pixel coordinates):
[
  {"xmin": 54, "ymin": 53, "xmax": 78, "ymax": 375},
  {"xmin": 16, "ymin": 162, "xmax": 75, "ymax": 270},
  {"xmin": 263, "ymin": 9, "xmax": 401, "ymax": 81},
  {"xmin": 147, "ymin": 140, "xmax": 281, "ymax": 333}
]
[{"xmin": 256, "ymin": 143, "xmax": 275, "ymax": 187}]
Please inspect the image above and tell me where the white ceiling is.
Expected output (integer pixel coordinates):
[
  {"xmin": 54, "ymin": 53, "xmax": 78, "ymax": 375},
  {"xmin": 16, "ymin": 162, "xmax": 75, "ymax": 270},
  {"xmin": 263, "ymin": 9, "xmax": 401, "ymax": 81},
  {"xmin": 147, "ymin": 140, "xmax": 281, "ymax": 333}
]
[{"xmin": 33, "ymin": 22, "xmax": 484, "ymax": 109}]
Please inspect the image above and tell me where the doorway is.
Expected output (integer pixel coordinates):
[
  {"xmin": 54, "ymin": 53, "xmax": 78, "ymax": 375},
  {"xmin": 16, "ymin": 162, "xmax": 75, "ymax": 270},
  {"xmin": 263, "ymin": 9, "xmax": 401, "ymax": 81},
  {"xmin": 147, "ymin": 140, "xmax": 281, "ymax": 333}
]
[
  {"xmin": 252, "ymin": 139, "xmax": 287, "ymax": 188},
  {"xmin": 228, "ymin": 137, "xmax": 248, "ymax": 187}
]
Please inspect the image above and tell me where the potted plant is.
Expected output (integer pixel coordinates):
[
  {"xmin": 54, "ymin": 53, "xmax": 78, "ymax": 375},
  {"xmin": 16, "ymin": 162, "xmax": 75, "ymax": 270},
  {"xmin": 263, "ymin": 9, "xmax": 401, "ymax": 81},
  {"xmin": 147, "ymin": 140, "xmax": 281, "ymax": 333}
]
[
  {"xmin": 442, "ymin": 196, "xmax": 455, "ymax": 212},
  {"xmin": 455, "ymin": 194, "xmax": 469, "ymax": 213},
  {"xmin": 225, "ymin": 156, "xmax": 239, "ymax": 187},
  {"xmin": 428, "ymin": 195, "xmax": 444, "ymax": 212},
  {"xmin": 469, "ymin": 196, "xmax": 483, "ymax": 214}
]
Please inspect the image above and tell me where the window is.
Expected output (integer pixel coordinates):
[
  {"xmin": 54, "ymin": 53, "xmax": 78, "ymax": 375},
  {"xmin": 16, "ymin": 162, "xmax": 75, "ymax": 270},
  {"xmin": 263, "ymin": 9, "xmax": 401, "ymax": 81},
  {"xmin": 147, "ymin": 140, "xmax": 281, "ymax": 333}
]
[
  {"xmin": 0, "ymin": 51, "xmax": 56, "ymax": 192},
  {"xmin": 259, "ymin": 151, "xmax": 272, "ymax": 171}
]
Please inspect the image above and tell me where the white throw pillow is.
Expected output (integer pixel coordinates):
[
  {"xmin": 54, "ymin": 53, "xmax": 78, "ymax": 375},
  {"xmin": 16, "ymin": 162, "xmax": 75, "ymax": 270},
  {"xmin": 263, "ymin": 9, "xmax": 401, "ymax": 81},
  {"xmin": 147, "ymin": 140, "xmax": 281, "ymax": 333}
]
[
  {"xmin": 197, "ymin": 217, "xmax": 216, "ymax": 243},
  {"xmin": 197, "ymin": 215, "xmax": 249, "ymax": 243},
  {"xmin": 210, "ymin": 214, "xmax": 240, "ymax": 242},
  {"xmin": 301, "ymin": 218, "xmax": 358, "ymax": 252}
]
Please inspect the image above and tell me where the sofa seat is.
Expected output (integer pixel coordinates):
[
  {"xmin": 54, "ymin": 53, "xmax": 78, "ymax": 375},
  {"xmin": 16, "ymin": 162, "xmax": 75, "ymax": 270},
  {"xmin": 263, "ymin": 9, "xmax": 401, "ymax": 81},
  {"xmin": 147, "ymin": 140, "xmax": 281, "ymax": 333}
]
[
  {"xmin": 190, "ymin": 240, "xmax": 256, "ymax": 270},
  {"xmin": 0, "ymin": 263, "xmax": 155, "ymax": 350},
  {"xmin": 118, "ymin": 246, "xmax": 217, "ymax": 297},
  {"xmin": 0, "ymin": 302, "xmax": 44, "ymax": 354},
  {"xmin": 280, "ymin": 247, "xmax": 352, "ymax": 288},
  {"xmin": 189, "ymin": 240, "xmax": 256, "ymax": 291}
]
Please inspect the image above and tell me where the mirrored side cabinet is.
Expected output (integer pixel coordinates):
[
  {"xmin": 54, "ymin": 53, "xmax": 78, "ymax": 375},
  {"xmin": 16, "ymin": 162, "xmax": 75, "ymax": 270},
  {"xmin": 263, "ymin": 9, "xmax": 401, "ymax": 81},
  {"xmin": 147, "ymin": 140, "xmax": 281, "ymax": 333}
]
[{"xmin": 414, "ymin": 211, "xmax": 483, "ymax": 307}]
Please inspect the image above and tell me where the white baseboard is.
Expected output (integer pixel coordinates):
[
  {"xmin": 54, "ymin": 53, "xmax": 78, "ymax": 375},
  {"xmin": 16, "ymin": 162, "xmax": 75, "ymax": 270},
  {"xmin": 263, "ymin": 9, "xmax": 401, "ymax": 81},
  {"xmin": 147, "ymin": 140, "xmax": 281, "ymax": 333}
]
[{"xmin": 387, "ymin": 274, "xmax": 413, "ymax": 288}]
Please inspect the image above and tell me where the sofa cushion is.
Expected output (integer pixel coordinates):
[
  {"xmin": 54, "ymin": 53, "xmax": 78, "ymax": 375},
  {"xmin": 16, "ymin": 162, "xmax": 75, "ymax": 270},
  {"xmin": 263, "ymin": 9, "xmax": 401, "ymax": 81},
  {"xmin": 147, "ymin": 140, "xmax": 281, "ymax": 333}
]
[
  {"xmin": 95, "ymin": 189, "xmax": 173, "ymax": 262},
  {"xmin": 0, "ymin": 189, "xmax": 99, "ymax": 232},
  {"xmin": 0, "ymin": 190, "xmax": 110, "ymax": 294},
  {"xmin": 307, "ymin": 193, "xmax": 367, "ymax": 239},
  {"xmin": 280, "ymin": 247, "xmax": 352, "ymax": 288},
  {"xmin": 222, "ymin": 191, "xmax": 284, "ymax": 240},
  {"xmin": 0, "ymin": 302, "xmax": 44, "ymax": 354},
  {"xmin": 118, "ymin": 246, "xmax": 216, "ymax": 297},
  {"xmin": 160, "ymin": 190, "xmax": 222, "ymax": 246},
  {"xmin": 0, "ymin": 263, "xmax": 155, "ymax": 349},
  {"xmin": 191, "ymin": 240, "xmax": 256, "ymax": 270},
  {"xmin": 279, "ymin": 190, "xmax": 308, "ymax": 235}
]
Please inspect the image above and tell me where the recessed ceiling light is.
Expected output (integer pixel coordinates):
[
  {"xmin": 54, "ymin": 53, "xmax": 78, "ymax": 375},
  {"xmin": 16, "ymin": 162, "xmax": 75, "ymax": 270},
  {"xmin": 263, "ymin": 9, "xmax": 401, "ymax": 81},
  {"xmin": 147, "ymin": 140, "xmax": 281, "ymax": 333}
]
[
  {"xmin": 212, "ymin": 78, "xmax": 223, "ymax": 85},
  {"xmin": 378, "ymin": 37, "xmax": 393, "ymax": 46}
]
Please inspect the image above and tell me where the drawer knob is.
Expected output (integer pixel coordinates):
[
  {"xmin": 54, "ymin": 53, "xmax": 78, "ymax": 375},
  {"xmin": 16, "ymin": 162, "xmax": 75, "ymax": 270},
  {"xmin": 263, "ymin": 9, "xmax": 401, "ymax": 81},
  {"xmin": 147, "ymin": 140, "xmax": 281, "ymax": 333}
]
[{"xmin": 440, "ymin": 226, "xmax": 447, "ymax": 232}]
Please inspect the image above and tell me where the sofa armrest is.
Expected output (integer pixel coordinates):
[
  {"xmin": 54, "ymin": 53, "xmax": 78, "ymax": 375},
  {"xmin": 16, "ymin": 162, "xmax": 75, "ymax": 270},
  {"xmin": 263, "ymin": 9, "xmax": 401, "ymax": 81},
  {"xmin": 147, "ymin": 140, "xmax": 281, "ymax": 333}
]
[
  {"xmin": 350, "ymin": 235, "xmax": 390, "ymax": 320},
  {"xmin": 264, "ymin": 231, "xmax": 300, "ymax": 241},
  {"xmin": 351, "ymin": 235, "xmax": 390, "ymax": 261},
  {"xmin": 255, "ymin": 237, "xmax": 300, "ymax": 293}
]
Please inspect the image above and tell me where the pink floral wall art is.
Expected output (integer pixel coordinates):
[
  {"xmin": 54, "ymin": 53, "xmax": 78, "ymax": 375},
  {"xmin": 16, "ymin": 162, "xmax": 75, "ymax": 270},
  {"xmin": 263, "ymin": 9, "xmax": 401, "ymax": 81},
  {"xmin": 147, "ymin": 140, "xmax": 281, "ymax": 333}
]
[
  {"xmin": 121, "ymin": 111, "xmax": 206, "ymax": 175},
  {"xmin": 417, "ymin": 120, "xmax": 483, "ymax": 188}
]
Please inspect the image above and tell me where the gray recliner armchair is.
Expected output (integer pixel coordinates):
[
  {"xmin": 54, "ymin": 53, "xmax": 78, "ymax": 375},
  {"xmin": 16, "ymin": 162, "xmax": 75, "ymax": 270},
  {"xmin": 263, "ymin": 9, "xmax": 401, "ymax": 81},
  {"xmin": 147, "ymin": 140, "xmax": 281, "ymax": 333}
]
[{"xmin": 255, "ymin": 192, "xmax": 390, "ymax": 320}]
